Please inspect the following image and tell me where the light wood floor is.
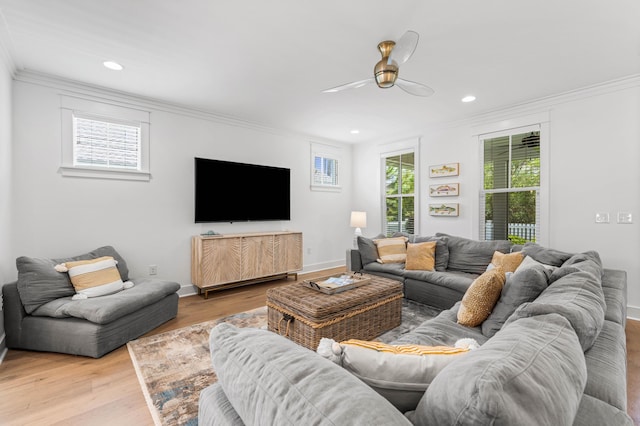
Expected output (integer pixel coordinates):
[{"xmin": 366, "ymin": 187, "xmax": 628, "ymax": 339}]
[{"xmin": 1, "ymin": 267, "xmax": 639, "ymax": 426}]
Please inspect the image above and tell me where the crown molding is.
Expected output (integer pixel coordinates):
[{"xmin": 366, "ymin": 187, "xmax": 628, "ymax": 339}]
[
  {"xmin": 13, "ymin": 69, "xmax": 344, "ymax": 146},
  {"xmin": 436, "ymin": 73, "xmax": 640, "ymax": 133}
]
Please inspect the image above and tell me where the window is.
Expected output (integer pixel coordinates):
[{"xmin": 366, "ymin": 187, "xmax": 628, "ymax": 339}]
[
  {"xmin": 480, "ymin": 126, "xmax": 540, "ymax": 244},
  {"xmin": 383, "ymin": 151, "xmax": 415, "ymax": 236},
  {"xmin": 73, "ymin": 115, "xmax": 141, "ymax": 170},
  {"xmin": 310, "ymin": 143, "xmax": 341, "ymax": 191},
  {"xmin": 60, "ymin": 96, "xmax": 150, "ymax": 181}
]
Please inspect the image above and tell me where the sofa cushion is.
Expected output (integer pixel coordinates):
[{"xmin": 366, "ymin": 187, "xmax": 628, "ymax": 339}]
[
  {"xmin": 335, "ymin": 339, "xmax": 471, "ymax": 413},
  {"xmin": 16, "ymin": 246, "xmax": 129, "ymax": 314},
  {"xmin": 209, "ymin": 323, "xmax": 412, "ymax": 426},
  {"xmin": 457, "ymin": 267, "xmax": 506, "ymax": 327},
  {"xmin": 357, "ymin": 235, "xmax": 385, "ymax": 266},
  {"xmin": 374, "ymin": 236, "xmax": 408, "ymax": 264},
  {"xmin": 403, "ymin": 270, "xmax": 477, "ymax": 294},
  {"xmin": 405, "ymin": 242, "xmax": 436, "ymax": 271},
  {"xmin": 481, "ymin": 264, "xmax": 551, "ymax": 337},
  {"xmin": 30, "ymin": 278, "xmax": 180, "ymax": 324},
  {"xmin": 521, "ymin": 242, "xmax": 573, "ymax": 267},
  {"xmin": 582, "ymin": 320, "xmax": 628, "ymax": 411},
  {"xmin": 412, "ymin": 314, "xmax": 587, "ymax": 426},
  {"xmin": 393, "ymin": 302, "xmax": 489, "ymax": 347},
  {"xmin": 435, "ymin": 233, "xmax": 512, "ymax": 275},
  {"xmin": 505, "ymin": 262, "xmax": 606, "ymax": 352},
  {"xmin": 412, "ymin": 236, "xmax": 449, "ymax": 271}
]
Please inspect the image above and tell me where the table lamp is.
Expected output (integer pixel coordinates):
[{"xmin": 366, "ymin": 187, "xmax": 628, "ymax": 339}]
[{"xmin": 350, "ymin": 211, "xmax": 367, "ymax": 248}]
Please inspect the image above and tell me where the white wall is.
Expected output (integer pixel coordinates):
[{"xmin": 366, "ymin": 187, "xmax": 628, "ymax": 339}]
[
  {"xmin": 353, "ymin": 79, "xmax": 640, "ymax": 316},
  {"xmin": 10, "ymin": 77, "xmax": 354, "ymax": 295},
  {"xmin": 0, "ymin": 38, "xmax": 13, "ymax": 357}
]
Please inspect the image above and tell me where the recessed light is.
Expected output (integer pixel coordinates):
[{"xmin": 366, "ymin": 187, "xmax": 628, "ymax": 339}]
[
  {"xmin": 461, "ymin": 95, "xmax": 476, "ymax": 103},
  {"xmin": 350, "ymin": 129, "xmax": 360, "ymax": 134},
  {"xmin": 103, "ymin": 61, "xmax": 124, "ymax": 71}
]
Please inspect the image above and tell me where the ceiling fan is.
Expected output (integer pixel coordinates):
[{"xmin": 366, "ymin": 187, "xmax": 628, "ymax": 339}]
[{"xmin": 322, "ymin": 30, "xmax": 435, "ymax": 97}]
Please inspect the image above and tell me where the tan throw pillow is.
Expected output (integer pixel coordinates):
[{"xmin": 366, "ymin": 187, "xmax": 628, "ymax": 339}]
[
  {"xmin": 374, "ymin": 237, "xmax": 408, "ymax": 264},
  {"xmin": 457, "ymin": 267, "xmax": 506, "ymax": 326},
  {"xmin": 490, "ymin": 251, "xmax": 524, "ymax": 273},
  {"xmin": 405, "ymin": 242, "xmax": 436, "ymax": 271}
]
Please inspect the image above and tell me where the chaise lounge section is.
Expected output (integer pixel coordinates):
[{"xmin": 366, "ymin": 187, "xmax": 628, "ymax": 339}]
[{"xmin": 2, "ymin": 246, "xmax": 181, "ymax": 358}]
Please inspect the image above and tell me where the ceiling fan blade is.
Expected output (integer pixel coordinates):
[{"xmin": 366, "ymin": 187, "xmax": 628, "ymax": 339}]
[
  {"xmin": 395, "ymin": 78, "xmax": 435, "ymax": 97},
  {"xmin": 387, "ymin": 30, "xmax": 419, "ymax": 66},
  {"xmin": 322, "ymin": 78, "xmax": 375, "ymax": 93}
]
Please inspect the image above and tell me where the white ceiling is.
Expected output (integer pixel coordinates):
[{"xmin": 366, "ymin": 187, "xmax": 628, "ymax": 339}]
[{"xmin": 1, "ymin": 0, "xmax": 639, "ymax": 143}]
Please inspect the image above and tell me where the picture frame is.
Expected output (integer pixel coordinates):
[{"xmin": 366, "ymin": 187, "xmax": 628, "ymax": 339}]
[
  {"xmin": 429, "ymin": 182, "xmax": 459, "ymax": 197},
  {"xmin": 429, "ymin": 162, "xmax": 459, "ymax": 178},
  {"xmin": 429, "ymin": 203, "xmax": 459, "ymax": 217}
]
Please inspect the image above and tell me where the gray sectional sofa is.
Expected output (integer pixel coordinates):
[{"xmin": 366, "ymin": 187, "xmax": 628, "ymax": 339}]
[
  {"xmin": 199, "ymin": 235, "xmax": 631, "ymax": 425},
  {"xmin": 2, "ymin": 246, "xmax": 181, "ymax": 358}
]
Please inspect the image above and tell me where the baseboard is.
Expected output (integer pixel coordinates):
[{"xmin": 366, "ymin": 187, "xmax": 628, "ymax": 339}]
[{"xmin": 627, "ymin": 305, "xmax": 640, "ymax": 321}]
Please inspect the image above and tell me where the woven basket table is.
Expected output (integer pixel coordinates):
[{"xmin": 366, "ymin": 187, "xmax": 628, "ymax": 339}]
[{"xmin": 266, "ymin": 274, "xmax": 403, "ymax": 350}]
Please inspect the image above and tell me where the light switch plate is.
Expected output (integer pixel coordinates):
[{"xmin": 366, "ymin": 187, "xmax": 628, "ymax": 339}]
[
  {"xmin": 595, "ymin": 212, "xmax": 610, "ymax": 223},
  {"xmin": 617, "ymin": 212, "xmax": 633, "ymax": 224}
]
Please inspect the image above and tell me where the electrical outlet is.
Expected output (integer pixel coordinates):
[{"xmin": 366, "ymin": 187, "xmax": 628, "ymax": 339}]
[
  {"xmin": 595, "ymin": 212, "xmax": 610, "ymax": 223},
  {"xmin": 149, "ymin": 264, "xmax": 158, "ymax": 275},
  {"xmin": 617, "ymin": 212, "xmax": 633, "ymax": 224},
  {"xmin": 306, "ymin": 248, "xmax": 311, "ymax": 255}
]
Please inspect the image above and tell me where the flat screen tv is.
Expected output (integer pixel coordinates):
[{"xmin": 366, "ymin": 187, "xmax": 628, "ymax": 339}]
[{"xmin": 194, "ymin": 157, "xmax": 291, "ymax": 223}]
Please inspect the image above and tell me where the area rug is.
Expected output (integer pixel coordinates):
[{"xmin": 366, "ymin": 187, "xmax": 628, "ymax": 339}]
[{"xmin": 127, "ymin": 299, "xmax": 440, "ymax": 426}]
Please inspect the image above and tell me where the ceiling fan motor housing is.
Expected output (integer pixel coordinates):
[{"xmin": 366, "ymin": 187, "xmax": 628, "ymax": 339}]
[{"xmin": 374, "ymin": 40, "xmax": 398, "ymax": 88}]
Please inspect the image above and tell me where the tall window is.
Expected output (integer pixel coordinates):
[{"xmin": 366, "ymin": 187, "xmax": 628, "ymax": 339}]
[
  {"xmin": 384, "ymin": 151, "xmax": 415, "ymax": 236},
  {"xmin": 480, "ymin": 127, "xmax": 540, "ymax": 243}
]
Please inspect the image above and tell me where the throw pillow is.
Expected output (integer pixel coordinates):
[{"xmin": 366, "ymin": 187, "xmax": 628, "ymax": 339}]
[
  {"xmin": 515, "ymin": 255, "xmax": 557, "ymax": 274},
  {"xmin": 374, "ymin": 236, "xmax": 408, "ymax": 264},
  {"xmin": 481, "ymin": 264, "xmax": 551, "ymax": 337},
  {"xmin": 317, "ymin": 338, "xmax": 474, "ymax": 413},
  {"xmin": 55, "ymin": 256, "xmax": 132, "ymax": 300},
  {"xmin": 405, "ymin": 241, "xmax": 436, "ymax": 271},
  {"xmin": 357, "ymin": 234, "xmax": 386, "ymax": 266},
  {"xmin": 457, "ymin": 266, "xmax": 506, "ymax": 327},
  {"xmin": 412, "ymin": 236, "xmax": 449, "ymax": 271},
  {"xmin": 489, "ymin": 250, "xmax": 524, "ymax": 272}
]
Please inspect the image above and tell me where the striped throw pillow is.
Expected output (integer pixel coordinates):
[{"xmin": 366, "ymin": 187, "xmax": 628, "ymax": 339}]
[
  {"xmin": 374, "ymin": 236, "xmax": 408, "ymax": 264},
  {"xmin": 59, "ymin": 256, "xmax": 130, "ymax": 300}
]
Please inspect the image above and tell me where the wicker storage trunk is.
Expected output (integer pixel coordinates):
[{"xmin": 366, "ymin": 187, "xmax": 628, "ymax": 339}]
[{"xmin": 266, "ymin": 274, "xmax": 403, "ymax": 350}]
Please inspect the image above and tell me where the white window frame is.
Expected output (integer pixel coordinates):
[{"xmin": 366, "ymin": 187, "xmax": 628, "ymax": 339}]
[
  {"xmin": 310, "ymin": 142, "xmax": 342, "ymax": 192},
  {"xmin": 474, "ymin": 115, "xmax": 549, "ymax": 246},
  {"xmin": 381, "ymin": 147, "xmax": 418, "ymax": 236},
  {"xmin": 60, "ymin": 95, "xmax": 151, "ymax": 181}
]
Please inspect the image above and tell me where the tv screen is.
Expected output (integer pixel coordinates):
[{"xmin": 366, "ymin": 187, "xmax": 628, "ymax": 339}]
[{"xmin": 194, "ymin": 157, "xmax": 291, "ymax": 223}]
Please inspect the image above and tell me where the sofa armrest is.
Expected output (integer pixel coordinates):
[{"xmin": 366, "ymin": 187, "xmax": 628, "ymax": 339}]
[
  {"xmin": 2, "ymin": 281, "xmax": 27, "ymax": 347},
  {"xmin": 346, "ymin": 248, "xmax": 363, "ymax": 272}
]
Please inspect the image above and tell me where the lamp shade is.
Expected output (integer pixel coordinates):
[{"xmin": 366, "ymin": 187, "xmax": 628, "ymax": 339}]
[{"xmin": 350, "ymin": 211, "xmax": 367, "ymax": 228}]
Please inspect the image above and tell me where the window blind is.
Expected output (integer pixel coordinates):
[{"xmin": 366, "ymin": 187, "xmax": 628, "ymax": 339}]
[{"xmin": 73, "ymin": 116, "xmax": 141, "ymax": 170}]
